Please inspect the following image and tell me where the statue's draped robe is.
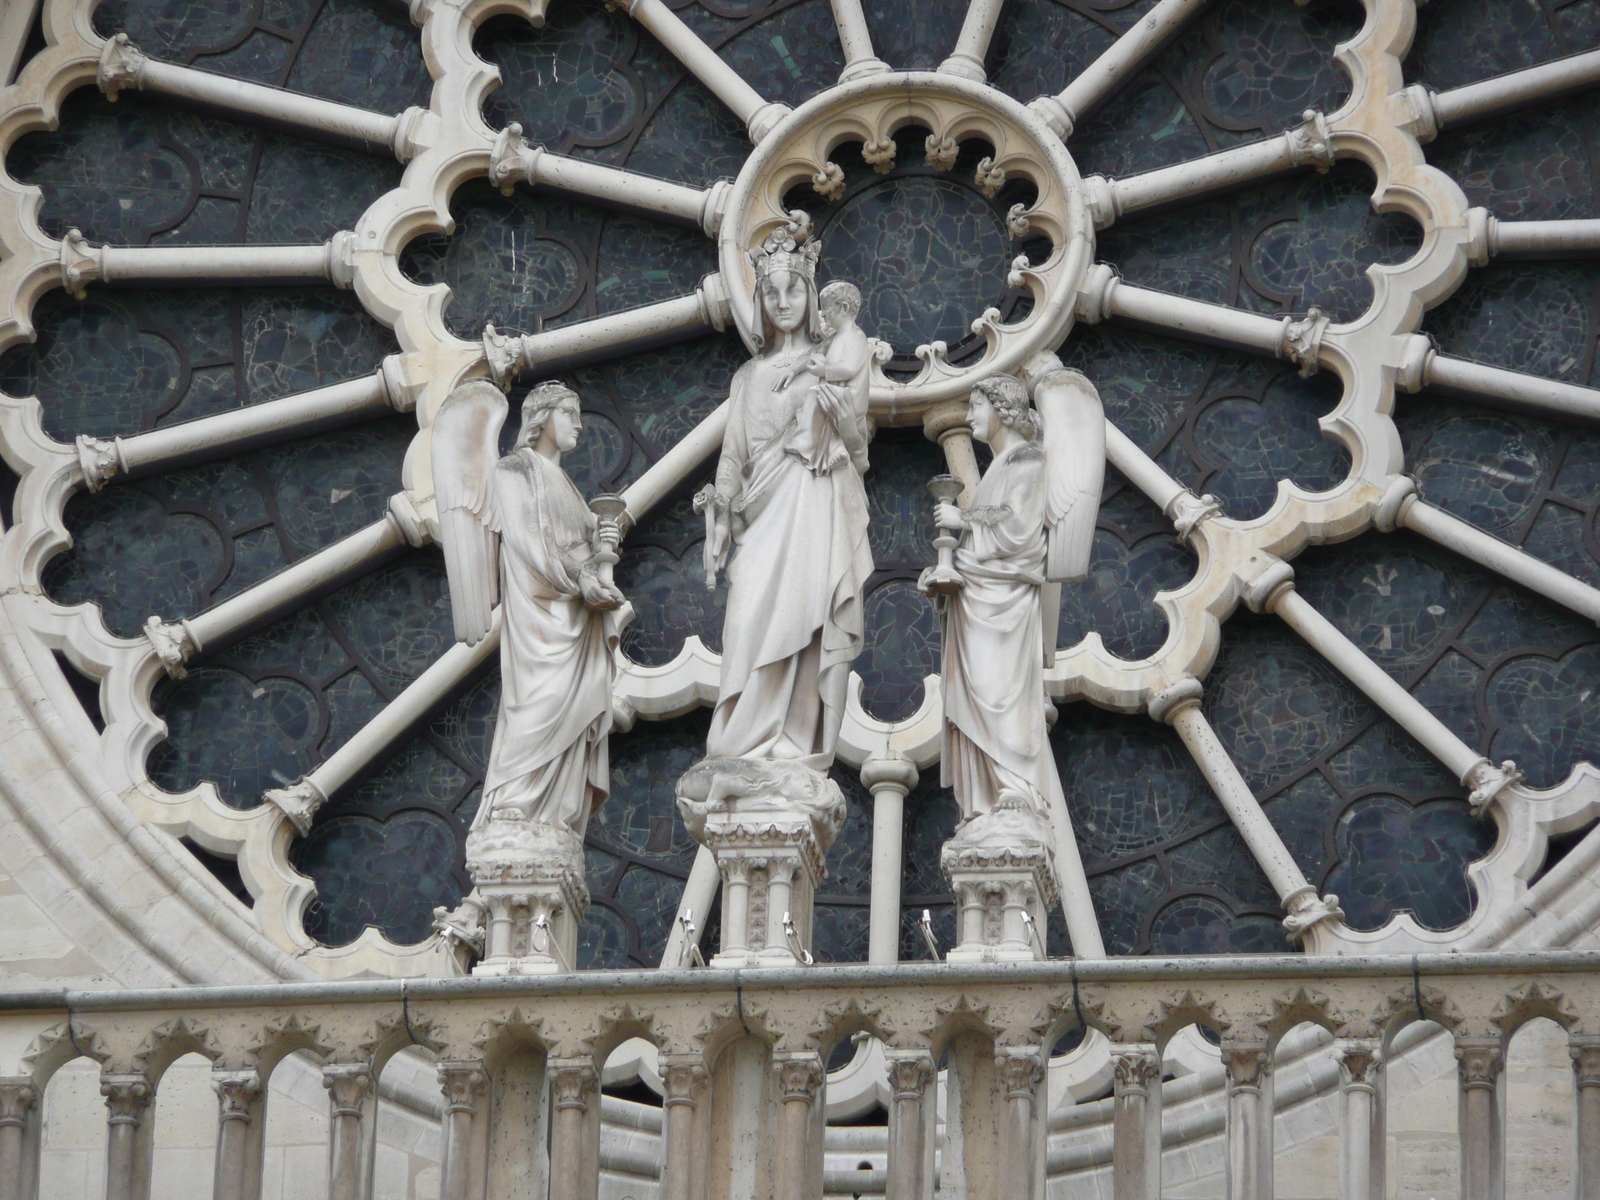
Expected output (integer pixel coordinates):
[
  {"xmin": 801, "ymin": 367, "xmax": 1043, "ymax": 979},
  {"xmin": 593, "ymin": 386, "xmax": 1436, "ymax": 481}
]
[
  {"xmin": 480, "ymin": 447, "xmax": 620, "ymax": 838},
  {"xmin": 708, "ymin": 353, "xmax": 874, "ymax": 768},
  {"xmin": 940, "ymin": 439, "xmax": 1064, "ymax": 820}
]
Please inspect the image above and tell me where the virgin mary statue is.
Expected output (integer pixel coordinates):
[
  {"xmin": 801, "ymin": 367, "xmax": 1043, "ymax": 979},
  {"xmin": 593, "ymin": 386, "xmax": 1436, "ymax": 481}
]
[{"xmin": 697, "ymin": 214, "xmax": 874, "ymax": 769}]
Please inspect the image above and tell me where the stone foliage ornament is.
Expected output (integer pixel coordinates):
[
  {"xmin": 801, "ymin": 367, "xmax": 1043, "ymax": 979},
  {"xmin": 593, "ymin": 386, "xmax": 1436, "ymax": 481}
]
[
  {"xmin": 681, "ymin": 213, "xmax": 873, "ymax": 966},
  {"xmin": 922, "ymin": 371, "xmax": 1105, "ymax": 961},
  {"xmin": 429, "ymin": 379, "xmax": 632, "ymax": 974}
]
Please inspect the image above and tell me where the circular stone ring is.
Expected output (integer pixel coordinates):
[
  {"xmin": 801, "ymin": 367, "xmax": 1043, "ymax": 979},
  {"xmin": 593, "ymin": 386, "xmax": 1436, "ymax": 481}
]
[{"xmin": 718, "ymin": 71, "xmax": 1095, "ymax": 422}]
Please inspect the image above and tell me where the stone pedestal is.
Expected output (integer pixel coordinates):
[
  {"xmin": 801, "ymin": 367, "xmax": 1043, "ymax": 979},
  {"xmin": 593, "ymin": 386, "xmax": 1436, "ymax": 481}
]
[
  {"xmin": 676, "ymin": 758, "xmax": 846, "ymax": 968},
  {"xmin": 940, "ymin": 796, "xmax": 1060, "ymax": 963},
  {"xmin": 464, "ymin": 816, "xmax": 587, "ymax": 975}
]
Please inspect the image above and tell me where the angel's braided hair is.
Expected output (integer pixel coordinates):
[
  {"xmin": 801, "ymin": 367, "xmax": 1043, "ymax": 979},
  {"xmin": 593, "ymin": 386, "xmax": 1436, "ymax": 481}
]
[
  {"xmin": 972, "ymin": 374, "xmax": 1039, "ymax": 442},
  {"xmin": 515, "ymin": 380, "xmax": 579, "ymax": 449}
]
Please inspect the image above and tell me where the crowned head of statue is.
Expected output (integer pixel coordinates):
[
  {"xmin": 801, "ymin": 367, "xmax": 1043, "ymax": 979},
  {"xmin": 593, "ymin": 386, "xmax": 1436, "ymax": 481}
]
[{"xmin": 750, "ymin": 210, "xmax": 825, "ymax": 346}]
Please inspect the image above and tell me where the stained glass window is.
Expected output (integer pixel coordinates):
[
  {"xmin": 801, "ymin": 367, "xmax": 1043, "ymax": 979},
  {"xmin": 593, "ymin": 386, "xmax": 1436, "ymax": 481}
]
[{"xmin": 4, "ymin": 0, "xmax": 1599, "ymax": 973}]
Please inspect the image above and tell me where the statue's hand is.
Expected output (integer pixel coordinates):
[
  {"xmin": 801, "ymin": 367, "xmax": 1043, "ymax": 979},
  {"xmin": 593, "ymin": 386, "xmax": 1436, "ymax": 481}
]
[
  {"xmin": 580, "ymin": 569, "xmax": 624, "ymax": 611},
  {"xmin": 934, "ymin": 500, "xmax": 969, "ymax": 531}
]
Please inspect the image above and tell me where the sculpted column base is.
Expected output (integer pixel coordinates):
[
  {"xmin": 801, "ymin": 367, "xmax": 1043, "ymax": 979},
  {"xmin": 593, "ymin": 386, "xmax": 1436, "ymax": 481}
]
[
  {"xmin": 677, "ymin": 758, "xmax": 846, "ymax": 968},
  {"xmin": 464, "ymin": 817, "xmax": 587, "ymax": 976},
  {"xmin": 940, "ymin": 796, "xmax": 1060, "ymax": 963}
]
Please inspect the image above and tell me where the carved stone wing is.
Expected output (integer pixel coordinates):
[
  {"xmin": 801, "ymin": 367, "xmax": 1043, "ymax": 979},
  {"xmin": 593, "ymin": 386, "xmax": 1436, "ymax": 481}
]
[
  {"xmin": 432, "ymin": 381, "xmax": 507, "ymax": 645},
  {"xmin": 1035, "ymin": 368, "xmax": 1106, "ymax": 583}
]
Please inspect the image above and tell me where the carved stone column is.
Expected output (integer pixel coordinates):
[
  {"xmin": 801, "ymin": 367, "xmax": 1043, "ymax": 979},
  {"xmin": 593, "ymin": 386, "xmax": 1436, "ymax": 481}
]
[
  {"xmin": 546, "ymin": 1059, "xmax": 598, "ymax": 1200},
  {"xmin": 322, "ymin": 1062, "xmax": 374, "ymax": 1200},
  {"xmin": 923, "ymin": 399, "xmax": 980, "ymax": 505},
  {"xmin": 1111, "ymin": 1046, "xmax": 1161, "ymax": 1200},
  {"xmin": 1572, "ymin": 1036, "xmax": 1600, "ymax": 1200},
  {"xmin": 677, "ymin": 759, "xmax": 847, "ymax": 967},
  {"xmin": 1221, "ymin": 1043, "xmax": 1270, "ymax": 1200},
  {"xmin": 0, "ymin": 1078, "xmax": 39, "ymax": 1200},
  {"xmin": 468, "ymin": 819, "xmax": 587, "ymax": 975},
  {"xmin": 1336, "ymin": 1040, "xmax": 1380, "ymax": 1200},
  {"xmin": 940, "ymin": 798, "xmax": 1058, "ymax": 963},
  {"xmin": 211, "ymin": 1069, "xmax": 262, "ymax": 1200},
  {"xmin": 101, "ymin": 1072, "xmax": 154, "ymax": 1200},
  {"xmin": 660, "ymin": 1055, "xmax": 709, "ymax": 1200},
  {"xmin": 772, "ymin": 1053, "xmax": 825, "ymax": 1200},
  {"xmin": 996, "ymin": 1048, "xmax": 1046, "ymax": 1200},
  {"xmin": 437, "ymin": 1060, "xmax": 488, "ymax": 1200},
  {"xmin": 1455, "ymin": 1036, "xmax": 1503, "ymax": 1200},
  {"xmin": 885, "ymin": 1051, "xmax": 934, "ymax": 1200}
]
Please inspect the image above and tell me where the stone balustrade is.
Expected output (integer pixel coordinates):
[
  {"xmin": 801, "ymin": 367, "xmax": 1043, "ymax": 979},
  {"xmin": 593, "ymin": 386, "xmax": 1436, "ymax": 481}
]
[{"xmin": 2, "ymin": 952, "xmax": 1599, "ymax": 1199}]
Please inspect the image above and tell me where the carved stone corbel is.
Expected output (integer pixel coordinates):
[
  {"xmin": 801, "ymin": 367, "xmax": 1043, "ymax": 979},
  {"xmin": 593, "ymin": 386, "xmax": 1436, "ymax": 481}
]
[
  {"xmin": 97, "ymin": 33, "xmax": 148, "ymax": 100},
  {"xmin": 263, "ymin": 777, "xmax": 329, "ymax": 835},
  {"xmin": 76, "ymin": 435, "xmax": 123, "ymax": 491}
]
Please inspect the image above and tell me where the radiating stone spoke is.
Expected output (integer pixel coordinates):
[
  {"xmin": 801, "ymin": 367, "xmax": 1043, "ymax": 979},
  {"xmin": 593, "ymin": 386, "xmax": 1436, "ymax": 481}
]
[
  {"xmin": 938, "ymin": 0, "xmax": 1010, "ymax": 83},
  {"xmin": 1029, "ymin": 0, "xmax": 1214, "ymax": 139},
  {"xmin": 1376, "ymin": 477, "xmax": 1600, "ymax": 627},
  {"xmin": 1419, "ymin": 47, "xmax": 1600, "ymax": 135},
  {"xmin": 97, "ymin": 33, "xmax": 431, "ymax": 160},
  {"xmin": 482, "ymin": 275, "xmax": 732, "ymax": 387},
  {"xmin": 1085, "ymin": 110, "xmax": 1333, "ymax": 229},
  {"xmin": 1486, "ymin": 215, "xmax": 1600, "ymax": 260},
  {"xmin": 1077, "ymin": 264, "xmax": 1310, "ymax": 364},
  {"xmin": 144, "ymin": 497, "xmax": 428, "ymax": 680},
  {"xmin": 59, "ymin": 231, "xmax": 355, "ymax": 297},
  {"xmin": 605, "ymin": 0, "xmax": 790, "ymax": 142},
  {"xmin": 827, "ymin": 0, "xmax": 890, "ymax": 82},
  {"xmin": 1415, "ymin": 345, "xmax": 1600, "ymax": 424},
  {"xmin": 75, "ymin": 360, "xmax": 410, "ymax": 491},
  {"xmin": 1242, "ymin": 558, "xmax": 1522, "ymax": 819},
  {"xmin": 1149, "ymin": 679, "xmax": 1344, "ymax": 943},
  {"xmin": 489, "ymin": 126, "xmax": 731, "ymax": 234}
]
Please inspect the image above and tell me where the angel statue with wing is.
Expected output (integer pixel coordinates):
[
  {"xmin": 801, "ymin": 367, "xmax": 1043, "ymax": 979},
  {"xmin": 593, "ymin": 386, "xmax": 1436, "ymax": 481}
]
[
  {"xmin": 920, "ymin": 360, "xmax": 1109, "ymax": 961},
  {"xmin": 429, "ymin": 378, "xmax": 629, "ymax": 974}
]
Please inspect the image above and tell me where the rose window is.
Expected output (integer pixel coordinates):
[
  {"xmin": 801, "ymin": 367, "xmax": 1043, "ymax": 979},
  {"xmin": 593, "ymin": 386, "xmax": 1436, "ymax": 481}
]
[{"xmin": 2, "ymin": 0, "xmax": 1600, "ymax": 982}]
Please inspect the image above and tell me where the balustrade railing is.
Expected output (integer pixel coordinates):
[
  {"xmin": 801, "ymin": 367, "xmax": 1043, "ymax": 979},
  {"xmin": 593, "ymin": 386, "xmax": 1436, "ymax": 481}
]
[{"xmin": 2, "ymin": 952, "xmax": 1598, "ymax": 1200}]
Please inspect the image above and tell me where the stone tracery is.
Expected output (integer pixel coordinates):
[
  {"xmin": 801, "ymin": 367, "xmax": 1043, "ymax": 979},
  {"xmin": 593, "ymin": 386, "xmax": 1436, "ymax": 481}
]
[{"xmin": 1, "ymin": 0, "xmax": 1600, "ymax": 1005}]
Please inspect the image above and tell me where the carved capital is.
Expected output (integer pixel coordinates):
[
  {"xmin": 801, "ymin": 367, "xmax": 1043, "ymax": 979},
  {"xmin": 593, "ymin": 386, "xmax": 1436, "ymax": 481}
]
[
  {"xmin": 143, "ymin": 615, "xmax": 196, "ymax": 678},
  {"xmin": 1221, "ymin": 1044, "xmax": 1269, "ymax": 1092},
  {"xmin": 1337, "ymin": 1040, "xmax": 1381, "ymax": 1093},
  {"xmin": 60, "ymin": 229, "xmax": 103, "ymax": 299},
  {"xmin": 101, "ymin": 1073, "xmax": 153, "ymax": 1126},
  {"xmin": 264, "ymin": 777, "xmax": 329, "ymax": 835},
  {"xmin": 321, "ymin": 1063, "xmax": 373, "ymax": 1117},
  {"xmin": 97, "ymin": 33, "xmax": 148, "ymax": 100},
  {"xmin": 548, "ymin": 1061, "xmax": 597, "ymax": 1112},
  {"xmin": 1284, "ymin": 108, "xmax": 1334, "ymax": 170},
  {"xmin": 1165, "ymin": 490, "xmax": 1223, "ymax": 544},
  {"xmin": 1571, "ymin": 1036, "xmax": 1600, "ymax": 1089},
  {"xmin": 76, "ymin": 435, "xmax": 122, "ymax": 491},
  {"xmin": 996, "ymin": 1048, "xmax": 1045, "ymax": 1099},
  {"xmin": 1147, "ymin": 677, "xmax": 1203, "ymax": 725},
  {"xmin": 774, "ymin": 1054, "xmax": 825, "ymax": 1104},
  {"xmin": 1279, "ymin": 306, "xmax": 1330, "ymax": 378},
  {"xmin": 437, "ymin": 1060, "xmax": 488, "ymax": 1115},
  {"xmin": 482, "ymin": 323, "xmax": 527, "ymax": 390},
  {"xmin": 1282, "ymin": 889, "xmax": 1344, "ymax": 942},
  {"xmin": 1240, "ymin": 555, "xmax": 1295, "ymax": 615},
  {"xmin": 660, "ymin": 1057, "xmax": 708, "ymax": 1108},
  {"xmin": 0, "ymin": 1078, "xmax": 39, "ymax": 1128},
  {"xmin": 886, "ymin": 1052, "xmax": 934, "ymax": 1101},
  {"xmin": 1111, "ymin": 1048, "xmax": 1161, "ymax": 1095},
  {"xmin": 212, "ymin": 1070, "xmax": 261, "ymax": 1122},
  {"xmin": 488, "ymin": 122, "xmax": 541, "ymax": 194},
  {"xmin": 1464, "ymin": 758, "xmax": 1523, "ymax": 817},
  {"xmin": 1455, "ymin": 1038, "xmax": 1502, "ymax": 1090}
]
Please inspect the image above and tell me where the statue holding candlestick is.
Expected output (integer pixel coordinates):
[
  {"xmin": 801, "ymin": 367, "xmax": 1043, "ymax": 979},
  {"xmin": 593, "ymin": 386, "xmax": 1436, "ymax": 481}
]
[{"xmin": 429, "ymin": 378, "xmax": 631, "ymax": 973}]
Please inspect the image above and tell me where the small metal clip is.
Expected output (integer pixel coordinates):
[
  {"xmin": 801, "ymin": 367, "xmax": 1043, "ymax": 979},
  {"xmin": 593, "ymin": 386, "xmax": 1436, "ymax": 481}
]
[
  {"xmin": 678, "ymin": 908, "xmax": 707, "ymax": 969},
  {"xmin": 919, "ymin": 910, "xmax": 942, "ymax": 960},
  {"xmin": 782, "ymin": 912, "xmax": 814, "ymax": 966}
]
